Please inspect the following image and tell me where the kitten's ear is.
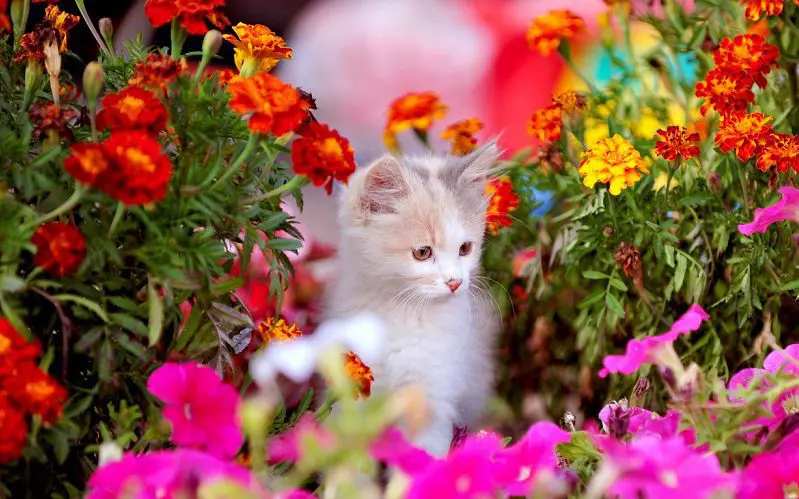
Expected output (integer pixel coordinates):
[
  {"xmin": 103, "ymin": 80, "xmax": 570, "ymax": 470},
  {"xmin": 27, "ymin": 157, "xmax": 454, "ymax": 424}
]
[
  {"xmin": 458, "ymin": 138, "xmax": 503, "ymax": 185},
  {"xmin": 360, "ymin": 154, "xmax": 408, "ymax": 215}
]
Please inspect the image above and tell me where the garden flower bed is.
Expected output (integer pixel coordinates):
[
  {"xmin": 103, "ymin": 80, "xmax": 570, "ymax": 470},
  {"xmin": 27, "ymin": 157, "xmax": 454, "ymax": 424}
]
[{"xmin": 3, "ymin": 0, "xmax": 799, "ymax": 497}]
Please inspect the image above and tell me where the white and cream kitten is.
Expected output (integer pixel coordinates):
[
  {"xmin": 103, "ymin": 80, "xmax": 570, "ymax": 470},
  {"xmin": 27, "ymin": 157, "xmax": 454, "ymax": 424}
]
[{"xmin": 326, "ymin": 143, "xmax": 501, "ymax": 456}]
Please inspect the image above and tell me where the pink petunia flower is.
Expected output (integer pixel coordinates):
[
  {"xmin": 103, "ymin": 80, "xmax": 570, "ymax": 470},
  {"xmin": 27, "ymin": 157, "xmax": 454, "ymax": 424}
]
[
  {"xmin": 739, "ymin": 186, "xmax": 799, "ymax": 236},
  {"xmin": 593, "ymin": 435, "xmax": 736, "ymax": 499},
  {"xmin": 737, "ymin": 442, "xmax": 799, "ymax": 499},
  {"xmin": 371, "ymin": 427, "xmax": 435, "ymax": 475},
  {"xmin": 268, "ymin": 413, "xmax": 336, "ymax": 463},
  {"xmin": 494, "ymin": 422, "xmax": 571, "ymax": 496},
  {"xmin": 147, "ymin": 362, "xmax": 243, "ymax": 459},
  {"xmin": 599, "ymin": 305, "xmax": 709, "ymax": 378},
  {"xmin": 86, "ymin": 449, "xmax": 256, "ymax": 499}
]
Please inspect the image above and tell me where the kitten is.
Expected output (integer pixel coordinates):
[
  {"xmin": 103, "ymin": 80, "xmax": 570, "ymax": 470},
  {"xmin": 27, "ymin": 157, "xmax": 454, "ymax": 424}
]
[{"xmin": 326, "ymin": 142, "xmax": 501, "ymax": 456}]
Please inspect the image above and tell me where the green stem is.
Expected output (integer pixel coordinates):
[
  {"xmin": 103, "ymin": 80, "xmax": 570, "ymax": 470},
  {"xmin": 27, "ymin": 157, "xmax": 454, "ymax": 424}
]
[
  {"xmin": 737, "ymin": 165, "xmax": 751, "ymax": 216},
  {"xmin": 243, "ymin": 176, "xmax": 310, "ymax": 205},
  {"xmin": 74, "ymin": 0, "xmax": 111, "ymax": 57},
  {"xmin": 170, "ymin": 17, "xmax": 187, "ymax": 61},
  {"xmin": 108, "ymin": 202, "xmax": 125, "ymax": 237},
  {"xmin": 31, "ymin": 184, "xmax": 85, "ymax": 226},
  {"xmin": 664, "ymin": 163, "xmax": 677, "ymax": 207},
  {"xmin": 606, "ymin": 189, "xmax": 619, "ymax": 229},
  {"xmin": 620, "ymin": 11, "xmax": 652, "ymax": 96},
  {"xmin": 558, "ymin": 43, "xmax": 599, "ymax": 94},
  {"xmin": 217, "ymin": 134, "xmax": 259, "ymax": 186}
]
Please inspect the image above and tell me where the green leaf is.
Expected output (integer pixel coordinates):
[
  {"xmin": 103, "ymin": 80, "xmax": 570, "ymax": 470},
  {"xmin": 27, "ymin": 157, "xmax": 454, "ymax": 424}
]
[
  {"xmin": 265, "ymin": 238, "xmax": 303, "ymax": 252},
  {"xmin": 780, "ymin": 280, "xmax": 799, "ymax": 292},
  {"xmin": 674, "ymin": 254, "xmax": 688, "ymax": 293},
  {"xmin": 582, "ymin": 270, "xmax": 609, "ymax": 280},
  {"xmin": 664, "ymin": 245, "xmax": 676, "ymax": 268},
  {"xmin": 258, "ymin": 212, "xmax": 290, "ymax": 232},
  {"xmin": 108, "ymin": 296, "xmax": 141, "ymax": 313},
  {"xmin": 54, "ymin": 294, "xmax": 110, "ymax": 323},
  {"xmin": 605, "ymin": 293, "xmax": 625, "ymax": 318},
  {"xmin": 210, "ymin": 277, "xmax": 244, "ymax": 296},
  {"xmin": 109, "ymin": 313, "xmax": 149, "ymax": 337},
  {"xmin": 0, "ymin": 275, "xmax": 25, "ymax": 293},
  {"xmin": 557, "ymin": 431, "xmax": 601, "ymax": 461},
  {"xmin": 609, "ymin": 278, "xmax": 628, "ymax": 292},
  {"xmin": 147, "ymin": 278, "xmax": 164, "ymax": 347}
]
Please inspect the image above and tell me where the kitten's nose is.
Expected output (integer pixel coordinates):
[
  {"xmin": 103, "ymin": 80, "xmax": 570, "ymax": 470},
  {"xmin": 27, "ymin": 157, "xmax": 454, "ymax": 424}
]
[{"xmin": 446, "ymin": 279, "xmax": 462, "ymax": 293}]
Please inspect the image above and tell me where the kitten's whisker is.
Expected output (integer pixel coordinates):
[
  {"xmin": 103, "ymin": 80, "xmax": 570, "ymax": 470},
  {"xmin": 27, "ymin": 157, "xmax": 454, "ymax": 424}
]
[
  {"xmin": 473, "ymin": 275, "xmax": 515, "ymax": 320},
  {"xmin": 470, "ymin": 282, "xmax": 502, "ymax": 322}
]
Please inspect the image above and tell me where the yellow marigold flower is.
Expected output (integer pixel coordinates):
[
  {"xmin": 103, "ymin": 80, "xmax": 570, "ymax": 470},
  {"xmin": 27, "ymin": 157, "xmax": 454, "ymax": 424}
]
[
  {"xmin": 527, "ymin": 105, "xmax": 563, "ymax": 143},
  {"xmin": 384, "ymin": 92, "xmax": 447, "ymax": 151},
  {"xmin": 527, "ymin": 10, "xmax": 586, "ymax": 56},
  {"xmin": 652, "ymin": 172, "xmax": 679, "ymax": 193},
  {"xmin": 344, "ymin": 352, "xmax": 374, "ymax": 399},
  {"xmin": 579, "ymin": 134, "xmax": 649, "ymax": 195},
  {"xmin": 256, "ymin": 317, "xmax": 302, "ymax": 343},
  {"xmin": 552, "ymin": 90, "xmax": 587, "ymax": 114},
  {"xmin": 223, "ymin": 23, "xmax": 293, "ymax": 75},
  {"xmin": 441, "ymin": 118, "xmax": 484, "ymax": 155}
]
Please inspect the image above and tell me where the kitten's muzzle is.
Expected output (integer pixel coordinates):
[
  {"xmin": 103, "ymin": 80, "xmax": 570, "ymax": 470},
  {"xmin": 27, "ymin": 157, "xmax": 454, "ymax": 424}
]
[{"xmin": 446, "ymin": 279, "xmax": 463, "ymax": 293}]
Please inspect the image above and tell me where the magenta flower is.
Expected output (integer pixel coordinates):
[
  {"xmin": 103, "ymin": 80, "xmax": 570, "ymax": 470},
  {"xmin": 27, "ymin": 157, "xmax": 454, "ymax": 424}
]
[
  {"xmin": 86, "ymin": 449, "xmax": 255, "ymax": 499},
  {"xmin": 599, "ymin": 305, "xmax": 709, "ymax": 378},
  {"xmin": 739, "ymin": 186, "xmax": 799, "ymax": 236},
  {"xmin": 371, "ymin": 427, "xmax": 435, "ymax": 475},
  {"xmin": 268, "ymin": 413, "xmax": 335, "ymax": 463},
  {"xmin": 147, "ymin": 362, "xmax": 243, "ymax": 459},
  {"xmin": 494, "ymin": 422, "xmax": 570, "ymax": 496},
  {"xmin": 594, "ymin": 435, "xmax": 736, "ymax": 499},
  {"xmin": 729, "ymin": 344, "xmax": 799, "ymax": 432},
  {"xmin": 738, "ymin": 444, "xmax": 799, "ymax": 499}
]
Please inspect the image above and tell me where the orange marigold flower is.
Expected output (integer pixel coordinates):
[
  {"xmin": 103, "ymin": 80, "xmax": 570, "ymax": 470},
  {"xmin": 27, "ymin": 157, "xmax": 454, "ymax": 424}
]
[
  {"xmin": 256, "ymin": 317, "xmax": 302, "ymax": 343},
  {"xmin": 5, "ymin": 363, "xmax": 67, "ymax": 425},
  {"xmin": 208, "ymin": 67, "xmax": 237, "ymax": 87},
  {"xmin": 0, "ymin": 0, "xmax": 11, "ymax": 34},
  {"xmin": 579, "ymin": 134, "xmax": 649, "ymax": 195},
  {"xmin": 748, "ymin": 19, "xmax": 771, "ymax": 37},
  {"xmin": 228, "ymin": 73, "xmax": 311, "ymax": 136},
  {"xmin": 28, "ymin": 102, "xmax": 80, "ymax": 140},
  {"xmin": 65, "ymin": 131, "xmax": 173, "ymax": 205},
  {"xmin": 526, "ymin": 10, "xmax": 586, "ymax": 56},
  {"xmin": 292, "ymin": 122, "xmax": 356, "ymax": 195},
  {"xmin": 223, "ymin": 23, "xmax": 293, "ymax": 75},
  {"xmin": 144, "ymin": 0, "xmax": 229, "ymax": 35},
  {"xmin": 715, "ymin": 111, "xmax": 772, "ymax": 161},
  {"xmin": 441, "ymin": 118, "xmax": 484, "ymax": 156},
  {"xmin": 756, "ymin": 132, "xmax": 799, "ymax": 172},
  {"xmin": 129, "ymin": 53, "xmax": 188, "ymax": 94},
  {"xmin": 527, "ymin": 105, "xmax": 563, "ymax": 143},
  {"xmin": 695, "ymin": 67, "xmax": 755, "ymax": 116},
  {"xmin": 739, "ymin": 0, "xmax": 783, "ymax": 20},
  {"xmin": 713, "ymin": 34, "xmax": 779, "ymax": 87},
  {"xmin": 485, "ymin": 176, "xmax": 520, "ymax": 235},
  {"xmin": 97, "ymin": 87, "xmax": 168, "ymax": 134},
  {"xmin": 344, "ymin": 351, "xmax": 374, "ymax": 399},
  {"xmin": 383, "ymin": 92, "xmax": 448, "ymax": 151},
  {"xmin": 0, "ymin": 395, "xmax": 28, "ymax": 464},
  {"xmin": 31, "ymin": 222, "xmax": 86, "ymax": 278},
  {"xmin": 14, "ymin": 4, "xmax": 80, "ymax": 63},
  {"xmin": 552, "ymin": 90, "xmax": 587, "ymax": 114},
  {"xmin": 654, "ymin": 126, "xmax": 701, "ymax": 161}
]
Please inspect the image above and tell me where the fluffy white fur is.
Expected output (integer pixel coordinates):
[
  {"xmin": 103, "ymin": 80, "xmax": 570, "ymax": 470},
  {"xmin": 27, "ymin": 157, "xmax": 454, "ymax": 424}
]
[{"xmin": 326, "ymin": 143, "xmax": 501, "ymax": 456}]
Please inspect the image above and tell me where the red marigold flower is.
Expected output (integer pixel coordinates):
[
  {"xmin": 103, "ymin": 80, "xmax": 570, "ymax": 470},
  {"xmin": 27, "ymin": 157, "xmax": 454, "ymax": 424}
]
[
  {"xmin": 31, "ymin": 222, "xmax": 86, "ymax": 277},
  {"xmin": 715, "ymin": 111, "xmax": 772, "ymax": 161},
  {"xmin": 0, "ymin": 319, "xmax": 42, "ymax": 378},
  {"xmin": 383, "ymin": 92, "xmax": 448, "ymax": 151},
  {"xmin": 28, "ymin": 102, "xmax": 80, "ymax": 140},
  {"xmin": 14, "ymin": 4, "xmax": 80, "ymax": 63},
  {"xmin": 441, "ymin": 118, "xmax": 484, "ymax": 156},
  {"xmin": 713, "ymin": 34, "xmax": 779, "ymax": 87},
  {"xmin": 0, "ymin": 394, "xmax": 27, "ymax": 464},
  {"xmin": 0, "ymin": 0, "xmax": 11, "ymax": 34},
  {"xmin": 344, "ymin": 351, "xmax": 373, "ymax": 399},
  {"xmin": 739, "ymin": 0, "xmax": 784, "ymax": 21},
  {"xmin": 5, "ymin": 363, "xmax": 67, "ymax": 425},
  {"xmin": 527, "ymin": 10, "xmax": 586, "ymax": 56},
  {"xmin": 485, "ymin": 176, "xmax": 520, "ymax": 235},
  {"xmin": 292, "ymin": 122, "xmax": 356, "ymax": 195},
  {"xmin": 756, "ymin": 132, "xmax": 799, "ymax": 172},
  {"xmin": 144, "ymin": 0, "xmax": 229, "ymax": 36},
  {"xmin": 129, "ymin": 53, "xmax": 188, "ymax": 94},
  {"xmin": 227, "ymin": 73, "xmax": 311, "ymax": 136},
  {"xmin": 695, "ymin": 67, "xmax": 755, "ymax": 116},
  {"xmin": 654, "ymin": 126, "xmax": 701, "ymax": 161},
  {"xmin": 97, "ymin": 87, "xmax": 168, "ymax": 134},
  {"xmin": 527, "ymin": 105, "xmax": 563, "ymax": 143},
  {"xmin": 65, "ymin": 131, "xmax": 173, "ymax": 205}
]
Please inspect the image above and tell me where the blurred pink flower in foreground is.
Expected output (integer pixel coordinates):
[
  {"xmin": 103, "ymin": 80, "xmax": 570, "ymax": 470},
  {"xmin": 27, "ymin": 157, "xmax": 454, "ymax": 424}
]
[
  {"xmin": 739, "ymin": 186, "xmax": 799, "ymax": 235},
  {"xmin": 147, "ymin": 362, "xmax": 243, "ymax": 459},
  {"xmin": 599, "ymin": 304, "xmax": 709, "ymax": 378},
  {"xmin": 593, "ymin": 435, "xmax": 735, "ymax": 499},
  {"xmin": 738, "ymin": 433, "xmax": 799, "ymax": 499},
  {"xmin": 494, "ymin": 422, "xmax": 571, "ymax": 495},
  {"xmin": 86, "ymin": 449, "xmax": 254, "ymax": 499},
  {"xmin": 269, "ymin": 413, "xmax": 335, "ymax": 463}
]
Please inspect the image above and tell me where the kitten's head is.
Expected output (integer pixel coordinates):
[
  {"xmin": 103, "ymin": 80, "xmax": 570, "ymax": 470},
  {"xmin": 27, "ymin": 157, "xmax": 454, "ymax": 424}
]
[{"xmin": 339, "ymin": 142, "xmax": 501, "ymax": 300}]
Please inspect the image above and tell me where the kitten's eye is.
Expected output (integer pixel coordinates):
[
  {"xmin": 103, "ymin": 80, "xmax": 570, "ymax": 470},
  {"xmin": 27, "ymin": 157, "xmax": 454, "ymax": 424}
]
[
  {"xmin": 459, "ymin": 241, "xmax": 473, "ymax": 256},
  {"xmin": 412, "ymin": 246, "xmax": 433, "ymax": 261}
]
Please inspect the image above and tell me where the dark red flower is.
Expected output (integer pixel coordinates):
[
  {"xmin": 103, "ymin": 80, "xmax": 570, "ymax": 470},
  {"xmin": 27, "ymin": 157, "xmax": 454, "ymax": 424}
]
[
  {"xmin": 97, "ymin": 86, "xmax": 168, "ymax": 134},
  {"xmin": 291, "ymin": 122, "xmax": 356, "ymax": 194},
  {"xmin": 31, "ymin": 222, "xmax": 86, "ymax": 277},
  {"xmin": 144, "ymin": 0, "xmax": 229, "ymax": 35}
]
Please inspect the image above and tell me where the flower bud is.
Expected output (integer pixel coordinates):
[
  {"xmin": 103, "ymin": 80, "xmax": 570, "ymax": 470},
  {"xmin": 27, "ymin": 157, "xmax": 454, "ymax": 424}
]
[
  {"xmin": 82, "ymin": 62, "xmax": 104, "ymax": 109},
  {"xmin": 707, "ymin": 171, "xmax": 722, "ymax": 192},
  {"xmin": 10, "ymin": 0, "xmax": 29, "ymax": 38},
  {"xmin": 630, "ymin": 376, "xmax": 650, "ymax": 406},
  {"xmin": 202, "ymin": 29, "xmax": 223, "ymax": 59},
  {"xmin": 43, "ymin": 39, "xmax": 61, "ymax": 78},
  {"xmin": 603, "ymin": 226, "xmax": 613, "ymax": 237},
  {"xmin": 24, "ymin": 60, "xmax": 42, "ymax": 96},
  {"xmin": 99, "ymin": 18, "xmax": 114, "ymax": 44}
]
